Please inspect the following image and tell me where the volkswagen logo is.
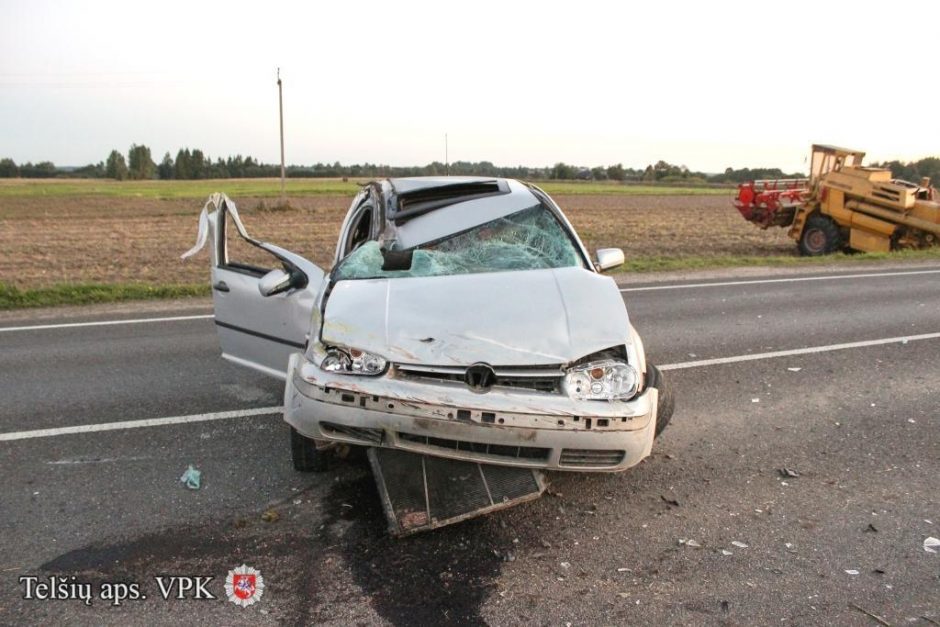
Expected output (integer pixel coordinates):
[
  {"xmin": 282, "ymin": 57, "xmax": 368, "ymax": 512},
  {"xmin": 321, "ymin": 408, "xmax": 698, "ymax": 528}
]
[{"xmin": 465, "ymin": 363, "xmax": 496, "ymax": 392}]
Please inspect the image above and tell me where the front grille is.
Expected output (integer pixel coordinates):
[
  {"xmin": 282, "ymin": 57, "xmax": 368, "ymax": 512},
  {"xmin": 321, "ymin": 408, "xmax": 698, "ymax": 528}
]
[
  {"xmin": 395, "ymin": 363, "xmax": 564, "ymax": 394},
  {"xmin": 397, "ymin": 432, "xmax": 550, "ymax": 461},
  {"xmin": 559, "ymin": 449, "xmax": 626, "ymax": 468},
  {"xmin": 320, "ymin": 421, "xmax": 384, "ymax": 445}
]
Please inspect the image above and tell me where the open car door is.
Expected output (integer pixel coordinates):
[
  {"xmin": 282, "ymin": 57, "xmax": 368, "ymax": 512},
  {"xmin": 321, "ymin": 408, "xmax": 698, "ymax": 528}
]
[{"xmin": 182, "ymin": 194, "xmax": 325, "ymax": 379}]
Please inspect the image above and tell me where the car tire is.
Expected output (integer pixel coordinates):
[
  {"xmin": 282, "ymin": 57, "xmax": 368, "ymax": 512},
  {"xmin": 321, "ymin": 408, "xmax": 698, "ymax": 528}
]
[
  {"xmin": 647, "ymin": 364, "xmax": 674, "ymax": 437},
  {"xmin": 798, "ymin": 213, "xmax": 843, "ymax": 256},
  {"xmin": 290, "ymin": 427, "xmax": 330, "ymax": 472}
]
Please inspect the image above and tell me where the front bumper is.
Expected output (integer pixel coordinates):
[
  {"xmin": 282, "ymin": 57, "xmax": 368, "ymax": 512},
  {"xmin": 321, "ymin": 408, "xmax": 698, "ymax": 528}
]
[{"xmin": 283, "ymin": 353, "xmax": 660, "ymax": 472}]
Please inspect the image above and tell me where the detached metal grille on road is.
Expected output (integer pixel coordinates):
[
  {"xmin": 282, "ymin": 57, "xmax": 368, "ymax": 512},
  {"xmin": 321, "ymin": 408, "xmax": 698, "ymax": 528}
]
[{"xmin": 368, "ymin": 448, "xmax": 546, "ymax": 536}]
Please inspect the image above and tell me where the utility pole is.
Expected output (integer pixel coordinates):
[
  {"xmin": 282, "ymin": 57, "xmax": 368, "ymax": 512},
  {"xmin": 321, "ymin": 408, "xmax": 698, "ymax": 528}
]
[
  {"xmin": 445, "ymin": 133, "xmax": 449, "ymax": 176},
  {"xmin": 277, "ymin": 68, "xmax": 286, "ymax": 204}
]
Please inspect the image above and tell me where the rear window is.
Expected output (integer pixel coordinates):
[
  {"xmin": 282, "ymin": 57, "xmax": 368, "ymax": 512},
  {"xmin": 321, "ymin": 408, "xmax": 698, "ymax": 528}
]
[{"xmin": 333, "ymin": 204, "xmax": 584, "ymax": 281}]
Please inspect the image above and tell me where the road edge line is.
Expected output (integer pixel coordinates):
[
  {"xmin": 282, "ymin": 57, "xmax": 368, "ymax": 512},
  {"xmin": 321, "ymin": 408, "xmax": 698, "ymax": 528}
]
[
  {"xmin": 660, "ymin": 332, "xmax": 940, "ymax": 371},
  {"xmin": 620, "ymin": 268, "xmax": 940, "ymax": 292},
  {"xmin": 0, "ymin": 406, "xmax": 282, "ymax": 442},
  {"xmin": 0, "ymin": 314, "xmax": 214, "ymax": 333}
]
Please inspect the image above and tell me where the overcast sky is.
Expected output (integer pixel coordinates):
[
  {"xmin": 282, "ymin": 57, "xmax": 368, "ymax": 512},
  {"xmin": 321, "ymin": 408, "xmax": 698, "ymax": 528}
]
[{"xmin": 1, "ymin": 0, "xmax": 937, "ymax": 173}]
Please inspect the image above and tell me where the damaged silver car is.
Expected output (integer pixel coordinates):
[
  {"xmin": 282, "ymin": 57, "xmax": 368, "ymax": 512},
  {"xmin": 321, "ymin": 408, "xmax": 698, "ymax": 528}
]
[{"xmin": 183, "ymin": 178, "xmax": 673, "ymax": 473}]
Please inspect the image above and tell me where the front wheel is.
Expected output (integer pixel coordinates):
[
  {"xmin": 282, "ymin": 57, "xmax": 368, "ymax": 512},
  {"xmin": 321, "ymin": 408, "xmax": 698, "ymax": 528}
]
[
  {"xmin": 290, "ymin": 427, "xmax": 330, "ymax": 472},
  {"xmin": 647, "ymin": 364, "xmax": 674, "ymax": 437},
  {"xmin": 798, "ymin": 213, "xmax": 843, "ymax": 256}
]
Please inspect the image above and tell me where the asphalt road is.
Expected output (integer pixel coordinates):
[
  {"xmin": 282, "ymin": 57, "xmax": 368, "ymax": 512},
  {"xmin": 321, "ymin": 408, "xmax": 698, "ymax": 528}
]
[{"xmin": 1, "ymin": 265, "xmax": 938, "ymax": 625}]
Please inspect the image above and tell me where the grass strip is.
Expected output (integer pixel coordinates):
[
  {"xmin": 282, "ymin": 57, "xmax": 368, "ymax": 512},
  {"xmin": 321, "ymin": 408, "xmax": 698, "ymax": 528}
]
[{"xmin": 0, "ymin": 282, "xmax": 209, "ymax": 310}]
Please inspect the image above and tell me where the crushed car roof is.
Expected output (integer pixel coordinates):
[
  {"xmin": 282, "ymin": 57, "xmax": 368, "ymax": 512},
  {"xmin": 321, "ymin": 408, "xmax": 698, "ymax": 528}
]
[
  {"xmin": 379, "ymin": 177, "xmax": 545, "ymax": 249},
  {"xmin": 388, "ymin": 176, "xmax": 501, "ymax": 194}
]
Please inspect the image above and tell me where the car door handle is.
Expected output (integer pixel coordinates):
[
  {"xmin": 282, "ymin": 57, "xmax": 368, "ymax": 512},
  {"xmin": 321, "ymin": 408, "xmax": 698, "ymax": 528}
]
[{"xmin": 213, "ymin": 281, "xmax": 230, "ymax": 293}]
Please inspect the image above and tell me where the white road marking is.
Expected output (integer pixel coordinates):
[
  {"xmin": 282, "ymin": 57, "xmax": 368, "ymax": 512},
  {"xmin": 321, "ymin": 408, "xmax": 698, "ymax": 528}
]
[
  {"xmin": 0, "ymin": 314, "xmax": 213, "ymax": 333},
  {"xmin": 46, "ymin": 456, "xmax": 151, "ymax": 465},
  {"xmin": 1, "ymin": 331, "xmax": 938, "ymax": 443},
  {"xmin": 660, "ymin": 331, "xmax": 940, "ymax": 371},
  {"xmin": 0, "ymin": 406, "xmax": 281, "ymax": 442},
  {"xmin": 620, "ymin": 268, "xmax": 940, "ymax": 292}
]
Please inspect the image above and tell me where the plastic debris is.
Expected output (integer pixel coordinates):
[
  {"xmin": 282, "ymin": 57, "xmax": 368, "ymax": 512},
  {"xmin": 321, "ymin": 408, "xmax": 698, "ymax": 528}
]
[
  {"xmin": 686, "ymin": 539, "xmax": 702, "ymax": 548},
  {"xmin": 845, "ymin": 569, "xmax": 860, "ymax": 575},
  {"xmin": 731, "ymin": 541, "xmax": 748, "ymax": 548},
  {"xmin": 778, "ymin": 468, "xmax": 800, "ymax": 478},
  {"xmin": 179, "ymin": 465, "xmax": 201, "ymax": 490},
  {"xmin": 924, "ymin": 537, "xmax": 940, "ymax": 553},
  {"xmin": 751, "ymin": 398, "xmax": 760, "ymax": 403},
  {"xmin": 786, "ymin": 367, "xmax": 802, "ymax": 372},
  {"xmin": 721, "ymin": 550, "xmax": 733, "ymax": 556}
]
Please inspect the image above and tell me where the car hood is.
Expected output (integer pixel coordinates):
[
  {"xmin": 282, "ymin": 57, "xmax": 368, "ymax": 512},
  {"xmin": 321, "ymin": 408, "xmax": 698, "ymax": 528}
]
[{"xmin": 320, "ymin": 267, "xmax": 632, "ymax": 366}]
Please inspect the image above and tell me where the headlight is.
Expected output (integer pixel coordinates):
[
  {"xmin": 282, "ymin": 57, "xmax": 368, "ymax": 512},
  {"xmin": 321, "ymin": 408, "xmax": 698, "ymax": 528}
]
[
  {"xmin": 563, "ymin": 360, "xmax": 638, "ymax": 400},
  {"xmin": 320, "ymin": 347, "xmax": 387, "ymax": 376}
]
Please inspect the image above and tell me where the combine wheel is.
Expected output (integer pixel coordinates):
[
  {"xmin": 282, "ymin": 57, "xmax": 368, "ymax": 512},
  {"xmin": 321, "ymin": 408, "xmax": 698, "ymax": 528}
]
[{"xmin": 798, "ymin": 213, "xmax": 843, "ymax": 256}]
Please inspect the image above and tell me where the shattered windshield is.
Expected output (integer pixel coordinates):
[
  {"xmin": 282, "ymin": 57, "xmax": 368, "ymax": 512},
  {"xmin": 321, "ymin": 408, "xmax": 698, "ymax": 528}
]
[{"xmin": 334, "ymin": 204, "xmax": 584, "ymax": 281}]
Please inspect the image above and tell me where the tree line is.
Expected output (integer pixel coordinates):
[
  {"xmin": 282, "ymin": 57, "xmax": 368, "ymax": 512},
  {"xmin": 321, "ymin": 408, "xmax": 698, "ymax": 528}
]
[
  {"xmin": 1, "ymin": 144, "xmax": 937, "ymax": 184},
  {"xmin": 870, "ymin": 157, "xmax": 940, "ymax": 186}
]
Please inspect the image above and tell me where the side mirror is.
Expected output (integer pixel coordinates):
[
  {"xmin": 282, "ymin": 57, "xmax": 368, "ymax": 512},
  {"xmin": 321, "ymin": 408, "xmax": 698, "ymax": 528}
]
[
  {"xmin": 258, "ymin": 268, "xmax": 295, "ymax": 297},
  {"xmin": 595, "ymin": 248, "xmax": 625, "ymax": 272}
]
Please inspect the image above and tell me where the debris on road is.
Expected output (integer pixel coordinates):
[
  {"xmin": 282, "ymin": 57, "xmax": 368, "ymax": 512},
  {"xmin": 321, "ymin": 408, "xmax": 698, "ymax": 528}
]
[
  {"xmin": 179, "ymin": 464, "xmax": 201, "ymax": 490},
  {"xmin": 845, "ymin": 569, "xmax": 860, "ymax": 575},
  {"xmin": 848, "ymin": 603, "xmax": 891, "ymax": 626},
  {"xmin": 660, "ymin": 495, "xmax": 680, "ymax": 507},
  {"xmin": 787, "ymin": 367, "xmax": 802, "ymax": 372},
  {"xmin": 731, "ymin": 541, "xmax": 748, "ymax": 548},
  {"xmin": 261, "ymin": 509, "xmax": 280, "ymax": 523},
  {"xmin": 924, "ymin": 537, "xmax": 940, "ymax": 553},
  {"xmin": 778, "ymin": 468, "xmax": 800, "ymax": 478},
  {"xmin": 368, "ymin": 448, "xmax": 546, "ymax": 536}
]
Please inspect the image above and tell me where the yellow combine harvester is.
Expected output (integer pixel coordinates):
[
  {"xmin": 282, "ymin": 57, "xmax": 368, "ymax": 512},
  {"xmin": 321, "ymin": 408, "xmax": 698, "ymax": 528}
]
[{"xmin": 734, "ymin": 145, "xmax": 940, "ymax": 255}]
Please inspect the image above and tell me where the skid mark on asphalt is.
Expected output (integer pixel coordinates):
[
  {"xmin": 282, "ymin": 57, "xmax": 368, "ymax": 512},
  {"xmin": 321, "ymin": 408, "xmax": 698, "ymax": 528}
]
[
  {"xmin": 31, "ymin": 460, "xmax": 507, "ymax": 625},
  {"xmin": 307, "ymin": 470, "xmax": 505, "ymax": 625}
]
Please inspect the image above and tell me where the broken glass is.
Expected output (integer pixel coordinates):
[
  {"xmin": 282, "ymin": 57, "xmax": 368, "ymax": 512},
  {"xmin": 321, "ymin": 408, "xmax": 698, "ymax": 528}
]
[{"xmin": 334, "ymin": 204, "xmax": 584, "ymax": 280}]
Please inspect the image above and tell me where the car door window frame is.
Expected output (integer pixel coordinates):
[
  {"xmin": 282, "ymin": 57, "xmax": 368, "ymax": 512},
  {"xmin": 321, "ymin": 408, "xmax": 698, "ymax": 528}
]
[
  {"xmin": 216, "ymin": 205, "xmax": 278, "ymax": 277},
  {"xmin": 344, "ymin": 205, "xmax": 374, "ymax": 256}
]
